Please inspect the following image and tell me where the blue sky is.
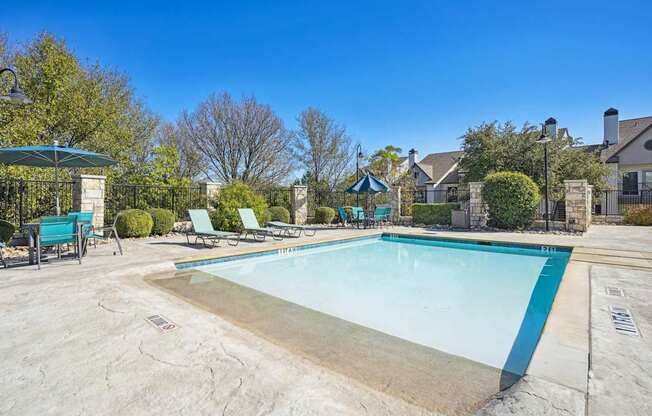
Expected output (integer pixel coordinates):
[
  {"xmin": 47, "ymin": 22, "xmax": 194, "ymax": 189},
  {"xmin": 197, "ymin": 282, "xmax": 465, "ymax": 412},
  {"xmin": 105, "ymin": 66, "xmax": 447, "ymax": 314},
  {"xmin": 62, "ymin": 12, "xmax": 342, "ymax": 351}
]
[{"xmin": 2, "ymin": 0, "xmax": 651, "ymax": 156}]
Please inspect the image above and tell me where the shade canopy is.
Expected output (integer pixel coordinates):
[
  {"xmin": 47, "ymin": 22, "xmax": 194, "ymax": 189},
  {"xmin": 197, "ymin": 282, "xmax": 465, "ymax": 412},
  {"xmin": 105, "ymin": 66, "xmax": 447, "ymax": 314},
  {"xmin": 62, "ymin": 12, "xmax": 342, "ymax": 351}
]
[
  {"xmin": 346, "ymin": 173, "xmax": 390, "ymax": 194},
  {"xmin": 0, "ymin": 145, "xmax": 116, "ymax": 168},
  {"xmin": 0, "ymin": 144, "xmax": 116, "ymax": 215}
]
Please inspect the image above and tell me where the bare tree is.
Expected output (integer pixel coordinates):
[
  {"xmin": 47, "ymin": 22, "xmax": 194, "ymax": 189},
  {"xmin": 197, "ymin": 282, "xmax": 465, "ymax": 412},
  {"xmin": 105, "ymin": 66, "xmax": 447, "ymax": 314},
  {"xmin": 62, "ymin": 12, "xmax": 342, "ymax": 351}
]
[
  {"xmin": 177, "ymin": 93, "xmax": 293, "ymax": 186},
  {"xmin": 293, "ymin": 107, "xmax": 353, "ymax": 190}
]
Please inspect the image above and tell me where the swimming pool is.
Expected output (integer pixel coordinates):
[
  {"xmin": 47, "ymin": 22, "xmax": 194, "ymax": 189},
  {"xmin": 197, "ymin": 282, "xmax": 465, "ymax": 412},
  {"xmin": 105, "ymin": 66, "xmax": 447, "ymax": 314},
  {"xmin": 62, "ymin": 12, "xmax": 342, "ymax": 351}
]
[{"xmin": 182, "ymin": 234, "xmax": 570, "ymax": 375}]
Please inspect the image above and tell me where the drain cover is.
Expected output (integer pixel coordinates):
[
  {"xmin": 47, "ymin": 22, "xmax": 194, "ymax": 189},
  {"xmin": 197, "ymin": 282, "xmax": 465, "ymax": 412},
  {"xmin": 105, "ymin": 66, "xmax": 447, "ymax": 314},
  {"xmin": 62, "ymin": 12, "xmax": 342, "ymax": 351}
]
[
  {"xmin": 146, "ymin": 315, "xmax": 178, "ymax": 333},
  {"xmin": 605, "ymin": 287, "xmax": 625, "ymax": 297},
  {"xmin": 610, "ymin": 306, "xmax": 640, "ymax": 337}
]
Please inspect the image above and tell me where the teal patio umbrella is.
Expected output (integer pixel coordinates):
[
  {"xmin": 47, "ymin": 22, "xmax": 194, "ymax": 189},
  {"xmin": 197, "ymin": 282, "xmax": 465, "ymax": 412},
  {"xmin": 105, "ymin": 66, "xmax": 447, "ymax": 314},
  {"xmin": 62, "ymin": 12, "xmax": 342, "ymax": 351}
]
[
  {"xmin": 0, "ymin": 142, "xmax": 116, "ymax": 215},
  {"xmin": 346, "ymin": 173, "xmax": 390, "ymax": 210}
]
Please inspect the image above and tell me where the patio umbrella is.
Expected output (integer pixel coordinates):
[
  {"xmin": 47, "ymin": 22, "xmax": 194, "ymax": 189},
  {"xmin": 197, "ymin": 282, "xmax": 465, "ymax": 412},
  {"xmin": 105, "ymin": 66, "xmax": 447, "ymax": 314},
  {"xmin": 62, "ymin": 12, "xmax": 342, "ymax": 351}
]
[
  {"xmin": 0, "ymin": 142, "xmax": 116, "ymax": 215},
  {"xmin": 346, "ymin": 173, "xmax": 390, "ymax": 194}
]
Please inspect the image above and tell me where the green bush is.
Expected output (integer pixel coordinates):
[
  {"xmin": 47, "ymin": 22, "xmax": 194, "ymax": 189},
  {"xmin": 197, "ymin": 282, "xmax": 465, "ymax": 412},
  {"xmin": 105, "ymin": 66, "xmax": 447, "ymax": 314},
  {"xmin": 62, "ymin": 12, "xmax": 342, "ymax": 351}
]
[
  {"xmin": 209, "ymin": 181, "xmax": 269, "ymax": 232},
  {"xmin": 115, "ymin": 209, "xmax": 153, "ymax": 238},
  {"xmin": 0, "ymin": 219, "xmax": 16, "ymax": 244},
  {"xmin": 267, "ymin": 206, "xmax": 290, "ymax": 224},
  {"xmin": 412, "ymin": 203, "xmax": 459, "ymax": 225},
  {"xmin": 624, "ymin": 206, "xmax": 652, "ymax": 226},
  {"xmin": 147, "ymin": 208, "xmax": 176, "ymax": 235},
  {"xmin": 314, "ymin": 207, "xmax": 335, "ymax": 224},
  {"xmin": 482, "ymin": 171, "xmax": 540, "ymax": 229}
]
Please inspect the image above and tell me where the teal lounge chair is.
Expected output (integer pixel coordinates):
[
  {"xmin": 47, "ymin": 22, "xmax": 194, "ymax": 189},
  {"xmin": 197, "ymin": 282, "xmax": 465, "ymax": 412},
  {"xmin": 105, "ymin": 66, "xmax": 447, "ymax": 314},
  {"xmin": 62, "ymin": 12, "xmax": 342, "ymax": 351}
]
[
  {"xmin": 187, "ymin": 209, "xmax": 240, "ymax": 247},
  {"xmin": 268, "ymin": 221, "xmax": 316, "ymax": 237},
  {"xmin": 36, "ymin": 216, "xmax": 82, "ymax": 270},
  {"xmin": 237, "ymin": 208, "xmax": 284, "ymax": 241}
]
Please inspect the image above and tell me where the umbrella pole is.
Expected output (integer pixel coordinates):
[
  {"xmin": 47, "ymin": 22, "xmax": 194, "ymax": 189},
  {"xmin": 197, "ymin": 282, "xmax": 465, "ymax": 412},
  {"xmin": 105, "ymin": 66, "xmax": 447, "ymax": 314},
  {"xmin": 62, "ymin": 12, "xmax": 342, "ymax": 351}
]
[{"xmin": 54, "ymin": 146, "xmax": 60, "ymax": 216}]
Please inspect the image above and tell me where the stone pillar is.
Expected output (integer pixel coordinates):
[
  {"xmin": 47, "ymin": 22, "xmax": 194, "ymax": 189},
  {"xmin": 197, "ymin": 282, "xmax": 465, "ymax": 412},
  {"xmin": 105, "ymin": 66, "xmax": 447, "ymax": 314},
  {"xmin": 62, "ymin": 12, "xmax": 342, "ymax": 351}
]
[
  {"xmin": 564, "ymin": 180, "xmax": 591, "ymax": 232},
  {"xmin": 291, "ymin": 185, "xmax": 308, "ymax": 225},
  {"xmin": 72, "ymin": 174, "xmax": 106, "ymax": 229},
  {"xmin": 469, "ymin": 181, "xmax": 487, "ymax": 227},
  {"xmin": 389, "ymin": 186, "xmax": 401, "ymax": 221},
  {"xmin": 199, "ymin": 182, "xmax": 221, "ymax": 209}
]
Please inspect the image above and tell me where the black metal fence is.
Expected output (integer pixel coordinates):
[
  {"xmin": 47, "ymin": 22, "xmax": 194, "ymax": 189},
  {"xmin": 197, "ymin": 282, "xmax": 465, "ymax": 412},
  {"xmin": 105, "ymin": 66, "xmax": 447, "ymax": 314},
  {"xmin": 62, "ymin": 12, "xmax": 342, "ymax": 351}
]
[
  {"xmin": 255, "ymin": 188, "xmax": 293, "ymax": 212},
  {"xmin": 0, "ymin": 178, "xmax": 74, "ymax": 227},
  {"xmin": 592, "ymin": 189, "xmax": 652, "ymax": 216},
  {"xmin": 400, "ymin": 188, "xmax": 467, "ymax": 216},
  {"xmin": 535, "ymin": 188, "xmax": 566, "ymax": 221},
  {"xmin": 104, "ymin": 183, "xmax": 205, "ymax": 225}
]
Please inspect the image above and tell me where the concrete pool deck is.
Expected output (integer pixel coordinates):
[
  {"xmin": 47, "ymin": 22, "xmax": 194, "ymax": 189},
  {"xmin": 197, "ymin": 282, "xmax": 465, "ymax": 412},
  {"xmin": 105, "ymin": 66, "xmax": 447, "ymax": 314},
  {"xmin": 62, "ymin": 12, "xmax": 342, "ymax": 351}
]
[{"xmin": 1, "ymin": 225, "xmax": 651, "ymax": 415}]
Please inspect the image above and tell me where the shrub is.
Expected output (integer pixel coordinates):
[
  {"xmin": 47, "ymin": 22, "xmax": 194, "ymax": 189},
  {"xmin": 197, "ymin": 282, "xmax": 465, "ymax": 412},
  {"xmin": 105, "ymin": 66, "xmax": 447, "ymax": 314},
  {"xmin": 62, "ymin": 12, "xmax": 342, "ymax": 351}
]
[
  {"xmin": 267, "ymin": 206, "xmax": 290, "ymax": 224},
  {"xmin": 482, "ymin": 171, "xmax": 540, "ymax": 229},
  {"xmin": 314, "ymin": 207, "xmax": 335, "ymax": 224},
  {"xmin": 624, "ymin": 206, "xmax": 652, "ymax": 226},
  {"xmin": 147, "ymin": 208, "xmax": 176, "ymax": 235},
  {"xmin": 412, "ymin": 203, "xmax": 459, "ymax": 225},
  {"xmin": 115, "ymin": 209, "xmax": 153, "ymax": 238},
  {"xmin": 0, "ymin": 219, "xmax": 16, "ymax": 244},
  {"xmin": 210, "ymin": 181, "xmax": 269, "ymax": 232}
]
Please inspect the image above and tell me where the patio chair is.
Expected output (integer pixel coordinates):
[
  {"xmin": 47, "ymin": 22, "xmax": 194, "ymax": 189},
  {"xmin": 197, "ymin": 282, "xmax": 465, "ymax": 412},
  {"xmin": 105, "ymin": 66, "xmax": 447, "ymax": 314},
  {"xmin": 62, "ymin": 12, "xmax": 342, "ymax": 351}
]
[
  {"xmin": 35, "ymin": 216, "xmax": 82, "ymax": 270},
  {"xmin": 187, "ymin": 209, "xmax": 240, "ymax": 247},
  {"xmin": 338, "ymin": 207, "xmax": 350, "ymax": 227},
  {"xmin": 237, "ymin": 208, "xmax": 284, "ymax": 241},
  {"xmin": 267, "ymin": 220, "xmax": 317, "ymax": 237},
  {"xmin": 351, "ymin": 207, "xmax": 376, "ymax": 228},
  {"xmin": 86, "ymin": 214, "xmax": 124, "ymax": 256},
  {"xmin": 373, "ymin": 207, "xmax": 392, "ymax": 227}
]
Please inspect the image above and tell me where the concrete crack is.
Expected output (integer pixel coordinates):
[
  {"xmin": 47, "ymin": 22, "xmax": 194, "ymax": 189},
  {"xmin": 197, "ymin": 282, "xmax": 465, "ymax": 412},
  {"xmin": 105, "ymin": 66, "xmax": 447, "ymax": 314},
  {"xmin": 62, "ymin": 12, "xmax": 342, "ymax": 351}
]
[
  {"xmin": 220, "ymin": 342, "xmax": 246, "ymax": 367},
  {"xmin": 97, "ymin": 300, "xmax": 125, "ymax": 314},
  {"xmin": 520, "ymin": 391, "xmax": 573, "ymax": 415},
  {"xmin": 138, "ymin": 341, "xmax": 189, "ymax": 368},
  {"xmin": 222, "ymin": 376, "xmax": 244, "ymax": 416}
]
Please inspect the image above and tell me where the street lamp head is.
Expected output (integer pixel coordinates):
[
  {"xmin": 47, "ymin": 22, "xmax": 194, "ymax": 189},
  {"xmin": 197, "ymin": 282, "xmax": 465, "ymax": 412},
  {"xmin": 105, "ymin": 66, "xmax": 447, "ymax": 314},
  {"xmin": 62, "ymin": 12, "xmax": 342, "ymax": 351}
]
[
  {"xmin": 537, "ymin": 123, "xmax": 551, "ymax": 143},
  {"xmin": 0, "ymin": 67, "xmax": 32, "ymax": 105}
]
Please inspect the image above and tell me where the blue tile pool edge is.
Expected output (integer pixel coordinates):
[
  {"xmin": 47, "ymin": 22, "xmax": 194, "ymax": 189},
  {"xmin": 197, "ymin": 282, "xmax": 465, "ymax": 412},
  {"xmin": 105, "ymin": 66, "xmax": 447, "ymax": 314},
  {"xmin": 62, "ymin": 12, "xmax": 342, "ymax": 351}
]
[{"xmin": 175, "ymin": 232, "xmax": 572, "ymax": 270}]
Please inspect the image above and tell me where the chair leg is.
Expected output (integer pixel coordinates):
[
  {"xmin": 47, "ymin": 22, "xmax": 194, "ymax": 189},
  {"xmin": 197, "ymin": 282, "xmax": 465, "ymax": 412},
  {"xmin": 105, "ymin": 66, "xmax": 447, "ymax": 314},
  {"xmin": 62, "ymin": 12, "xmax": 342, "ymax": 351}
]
[
  {"xmin": 112, "ymin": 227, "xmax": 123, "ymax": 256},
  {"xmin": 227, "ymin": 235, "xmax": 240, "ymax": 246},
  {"xmin": 36, "ymin": 239, "xmax": 41, "ymax": 270}
]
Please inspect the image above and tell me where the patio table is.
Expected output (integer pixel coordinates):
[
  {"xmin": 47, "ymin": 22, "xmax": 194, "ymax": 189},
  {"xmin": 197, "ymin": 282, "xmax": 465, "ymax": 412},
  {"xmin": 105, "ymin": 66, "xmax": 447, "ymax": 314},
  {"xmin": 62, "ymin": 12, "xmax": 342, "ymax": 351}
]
[{"xmin": 26, "ymin": 221, "xmax": 88, "ymax": 265}]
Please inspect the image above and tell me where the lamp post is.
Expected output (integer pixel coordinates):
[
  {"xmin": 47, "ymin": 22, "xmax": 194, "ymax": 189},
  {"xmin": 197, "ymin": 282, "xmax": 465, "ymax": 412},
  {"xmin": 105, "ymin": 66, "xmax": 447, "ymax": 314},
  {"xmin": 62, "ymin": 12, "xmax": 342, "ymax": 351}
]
[
  {"xmin": 537, "ymin": 124, "xmax": 552, "ymax": 231},
  {"xmin": 0, "ymin": 68, "xmax": 32, "ymax": 104},
  {"xmin": 355, "ymin": 144, "xmax": 363, "ymax": 207}
]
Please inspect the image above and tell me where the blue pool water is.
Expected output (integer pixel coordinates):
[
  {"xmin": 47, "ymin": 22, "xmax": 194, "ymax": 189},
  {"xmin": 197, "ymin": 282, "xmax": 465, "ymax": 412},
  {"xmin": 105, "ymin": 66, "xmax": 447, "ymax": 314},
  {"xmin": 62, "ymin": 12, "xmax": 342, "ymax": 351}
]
[{"xmin": 188, "ymin": 235, "xmax": 570, "ymax": 375}]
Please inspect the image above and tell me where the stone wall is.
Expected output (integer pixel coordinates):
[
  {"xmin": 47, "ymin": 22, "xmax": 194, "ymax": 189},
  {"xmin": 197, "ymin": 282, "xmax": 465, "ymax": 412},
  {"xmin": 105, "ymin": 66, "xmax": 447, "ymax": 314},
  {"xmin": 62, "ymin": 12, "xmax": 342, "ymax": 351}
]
[
  {"xmin": 291, "ymin": 185, "xmax": 308, "ymax": 224},
  {"xmin": 564, "ymin": 180, "xmax": 592, "ymax": 232},
  {"xmin": 199, "ymin": 182, "xmax": 222, "ymax": 209},
  {"xmin": 72, "ymin": 174, "xmax": 106, "ymax": 229},
  {"xmin": 469, "ymin": 181, "xmax": 487, "ymax": 227}
]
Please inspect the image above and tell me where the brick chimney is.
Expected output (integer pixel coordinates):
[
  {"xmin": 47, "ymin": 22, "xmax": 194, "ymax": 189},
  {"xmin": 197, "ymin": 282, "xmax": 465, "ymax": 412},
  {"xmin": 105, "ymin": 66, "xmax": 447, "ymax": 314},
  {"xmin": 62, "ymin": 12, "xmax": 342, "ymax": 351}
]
[{"xmin": 408, "ymin": 148, "xmax": 419, "ymax": 167}]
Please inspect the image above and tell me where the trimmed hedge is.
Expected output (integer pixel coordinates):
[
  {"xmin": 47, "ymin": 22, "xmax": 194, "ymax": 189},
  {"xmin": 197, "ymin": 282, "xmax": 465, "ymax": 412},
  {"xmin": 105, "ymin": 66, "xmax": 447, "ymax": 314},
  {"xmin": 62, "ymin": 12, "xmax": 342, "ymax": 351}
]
[
  {"xmin": 115, "ymin": 209, "xmax": 153, "ymax": 238},
  {"xmin": 268, "ymin": 206, "xmax": 290, "ymax": 224},
  {"xmin": 314, "ymin": 207, "xmax": 335, "ymax": 224},
  {"xmin": 412, "ymin": 203, "xmax": 459, "ymax": 225},
  {"xmin": 482, "ymin": 171, "xmax": 540, "ymax": 229},
  {"xmin": 210, "ymin": 181, "xmax": 269, "ymax": 232},
  {"xmin": 0, "ymin": 219, "xmax": 16, "ymax": 244},
  {"xmin": 624, "ymin": 206, "xmax": 652, "ymax": 226},
  {"xmin": 147, "ymin": 208, "xmax": 176, "ymax": 235}
]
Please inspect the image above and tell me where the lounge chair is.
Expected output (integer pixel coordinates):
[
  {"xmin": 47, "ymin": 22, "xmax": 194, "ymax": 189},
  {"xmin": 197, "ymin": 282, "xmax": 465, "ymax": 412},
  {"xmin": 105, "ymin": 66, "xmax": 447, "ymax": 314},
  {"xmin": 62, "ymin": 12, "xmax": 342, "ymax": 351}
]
[
  {"xmin": 268, "ymin": 221, "xmax": 316, "ymax": 237},
  {"xmin": 36, "ymin": 216, "xmax": 82, "ymax": 270},
  {"xmin": 237, "ymin": 208, "xmax": 284, "ymax": 241},
  {"xmin": 187, "ymin": 209, "xmax": 240, "ymax": 247}
]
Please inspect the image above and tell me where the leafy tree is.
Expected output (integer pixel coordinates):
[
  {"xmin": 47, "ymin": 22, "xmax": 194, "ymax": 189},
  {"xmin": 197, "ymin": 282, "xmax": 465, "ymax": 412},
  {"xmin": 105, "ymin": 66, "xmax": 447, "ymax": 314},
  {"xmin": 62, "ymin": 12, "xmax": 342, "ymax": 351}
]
[
  {"xmin": 178, "ymin": 92, "xmax": 293, "ymax": 187},
  {"xmin": 0, "ymin": 33, "xmax": 162, "ymax": 183},
  {"xmin": 459, "ymin": 122, "xmax": 608, "ymax": 192},
  {"xmin": 367, "ymin": 145, "xmax": 403, "ymax": 182},
  {"xmin": 293, "ymin": 107, "xmax": 353, "ymax": 191}
]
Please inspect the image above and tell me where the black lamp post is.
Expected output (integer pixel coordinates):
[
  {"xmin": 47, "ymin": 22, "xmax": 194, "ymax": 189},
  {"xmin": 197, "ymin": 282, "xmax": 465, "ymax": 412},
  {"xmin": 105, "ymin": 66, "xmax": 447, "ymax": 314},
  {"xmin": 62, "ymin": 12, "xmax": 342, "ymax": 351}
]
[
  {"xmin": 537, "ymin": 124, "xmax": 552, "ymax": 231},
  {"xmin": 0, "ymin": 68, "xmax": 32, "ymax": 104},
  {"xmin": 355, "ymin": 144, "xmax": 363, "ymax": 207}
]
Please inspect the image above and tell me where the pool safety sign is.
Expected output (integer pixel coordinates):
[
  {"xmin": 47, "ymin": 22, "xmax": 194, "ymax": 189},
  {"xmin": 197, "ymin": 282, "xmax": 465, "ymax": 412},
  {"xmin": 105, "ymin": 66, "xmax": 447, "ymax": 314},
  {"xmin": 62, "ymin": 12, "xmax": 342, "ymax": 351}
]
[
  {"xmin": 610, "ymin": 306, "xmax": 640, "ymax": 337},
  {"xmin": 146, "ymin": 314, "xmax": 178, "ymax": 333}
]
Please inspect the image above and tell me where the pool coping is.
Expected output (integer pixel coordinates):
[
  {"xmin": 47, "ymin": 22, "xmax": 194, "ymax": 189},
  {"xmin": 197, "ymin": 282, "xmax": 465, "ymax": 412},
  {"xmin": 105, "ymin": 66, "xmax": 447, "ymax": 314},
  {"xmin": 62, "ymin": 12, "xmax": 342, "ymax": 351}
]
[{"xmin": 155, "ymin": 229, "xmax": 590, "ymax": 401}]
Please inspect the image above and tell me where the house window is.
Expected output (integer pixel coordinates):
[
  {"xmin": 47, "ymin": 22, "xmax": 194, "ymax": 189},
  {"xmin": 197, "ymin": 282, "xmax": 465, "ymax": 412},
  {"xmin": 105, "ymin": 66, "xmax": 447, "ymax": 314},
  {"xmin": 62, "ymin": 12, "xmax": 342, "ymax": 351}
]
[
  {"xmin": 414, "ymin": 171, "xmax": 418, "ymax": 179},
  {"xmin": 643, "ymin": 171, "xmax": 652, "ymax": 190},
  {"xmin": 622, "ymin": 172, "xmax": 639, "ymax": 195}
]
